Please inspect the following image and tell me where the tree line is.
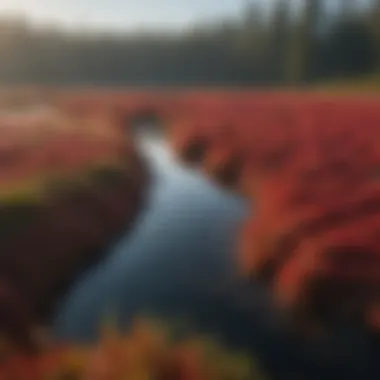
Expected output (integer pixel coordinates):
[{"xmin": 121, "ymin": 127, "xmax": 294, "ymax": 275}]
[{"xmin": 0, "ymin": 0, "xmax": 379, "ymax": 86}]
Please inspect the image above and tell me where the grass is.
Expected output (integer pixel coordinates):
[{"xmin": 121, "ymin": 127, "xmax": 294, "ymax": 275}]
[
  {"xmin": 314, "ymin": 73, "xmax": 380, "ymax": 94},
  {"xmin": 0, "ymin": 159, "xmax": 129, "ymax": 205}
]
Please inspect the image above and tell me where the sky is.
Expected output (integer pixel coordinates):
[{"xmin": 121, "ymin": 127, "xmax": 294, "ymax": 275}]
[
  {"xmin": 0, "ymin": 0, "xmax": 254, "ymax": 31},
  {"xmin": 0, "ymin": 0, "xmax": 371, "ymax": 31}
]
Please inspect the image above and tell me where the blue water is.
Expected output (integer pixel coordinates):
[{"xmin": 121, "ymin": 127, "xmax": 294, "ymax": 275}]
[
  {"xmin": 53, "ymin": 133, "xmax": 379, "ymax": 380},
  {"xmin": 53, "ymin": 134, "xmax": 249, "ymax": 338}
]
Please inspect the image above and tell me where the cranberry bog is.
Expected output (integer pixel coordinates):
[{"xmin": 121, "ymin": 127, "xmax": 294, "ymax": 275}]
[{"xmin": 0, "ymin": 88, "xmax": 379, "ymax": 379}]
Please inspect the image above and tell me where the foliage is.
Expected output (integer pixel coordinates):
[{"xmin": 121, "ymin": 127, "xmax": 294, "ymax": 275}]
[
  {"xmin": 165, "ymin": 91, "xmax": 380, "ymax": 333},
  {"xmin": 0, "ymin": 318, "xmax": 267, "ymax": 380},
  {"xmin": 0, "ymin": 105, "xmax": 149, "ymax": 329}
]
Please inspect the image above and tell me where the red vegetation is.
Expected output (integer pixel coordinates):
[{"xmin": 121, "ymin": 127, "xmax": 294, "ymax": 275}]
[
  {"xmin": 1, "ymin": 89, "xmax": 380, "ymax": 346},
  {"xmin": 53, "ymin": 90, "xmax": 380, "ymax": 333},
  {"xmin": 158, "ymin": 92, "xmax": 380, "ymax": 334},
  {"xmin": 0, "ymin": 105, "xmax": 149, "ymax": 347}
]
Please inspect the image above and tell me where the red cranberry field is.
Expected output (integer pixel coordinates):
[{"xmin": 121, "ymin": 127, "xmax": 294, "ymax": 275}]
[
  {"xmin": 0, "ymin": 88, "xmax": 379, "ymax": 379},
  {"xmin": 0, "ymin": 99, "xmax": 150, "ymax": 348},
  {"xmin": 160, "ymin": 92, "xmax": 380, "ymax": 333}
]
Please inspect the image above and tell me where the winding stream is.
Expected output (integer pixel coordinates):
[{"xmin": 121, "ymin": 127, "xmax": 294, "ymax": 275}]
[
  {"xmin": 54, "ymin": 132, "xmax": 248, "ymax": 337},
  {"xmin": 53, "ymin": 131, "xmax": 378, "ymax": 380}
]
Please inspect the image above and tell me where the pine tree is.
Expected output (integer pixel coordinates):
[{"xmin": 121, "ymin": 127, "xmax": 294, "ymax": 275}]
[{"xmin": 287, "ymin": 0, "xmax": 323, "ymax": 84}]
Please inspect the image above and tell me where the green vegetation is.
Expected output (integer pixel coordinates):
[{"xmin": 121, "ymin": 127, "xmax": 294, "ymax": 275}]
[{"xmin": 315, "ymin": 73, "xmax": 380, "ymax": 93}]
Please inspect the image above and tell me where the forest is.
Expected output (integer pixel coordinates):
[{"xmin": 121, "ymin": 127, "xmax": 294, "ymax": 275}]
[{"xmin": 0, "ymin": 0, "xmax": 379, "ymax": 86}]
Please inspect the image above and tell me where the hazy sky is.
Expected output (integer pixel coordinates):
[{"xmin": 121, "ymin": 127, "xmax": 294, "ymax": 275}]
[
  {"xmin": 0, "ymin": 0, "xmax": 255, "ymax": 30},
  {"xmin": 0, "ymin": 0, "xmax": 370, "ymax": 31}
]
